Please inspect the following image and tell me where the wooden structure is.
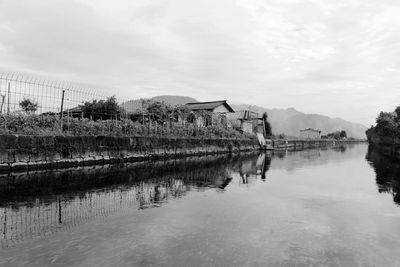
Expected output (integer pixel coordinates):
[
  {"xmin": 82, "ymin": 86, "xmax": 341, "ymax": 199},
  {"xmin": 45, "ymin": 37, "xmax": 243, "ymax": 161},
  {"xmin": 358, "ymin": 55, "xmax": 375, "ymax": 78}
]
[{"xmin": 238, "ymin": 110, "xmax": 258, "ymax": 135}]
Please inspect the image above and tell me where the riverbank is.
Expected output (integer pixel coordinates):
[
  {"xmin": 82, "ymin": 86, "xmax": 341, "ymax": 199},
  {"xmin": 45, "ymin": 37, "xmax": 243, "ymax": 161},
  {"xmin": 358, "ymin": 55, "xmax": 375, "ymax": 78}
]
[
  {"xmin": 0, "ymin": 134, "xmax": 258, "ymax": 174},
  {"xmin": 0, "ymin": 134, "xmax": 368, "ymax": 174},
  {"xmin": 271, "ymin": 138, "xmax": 366, "ymax": 150}
]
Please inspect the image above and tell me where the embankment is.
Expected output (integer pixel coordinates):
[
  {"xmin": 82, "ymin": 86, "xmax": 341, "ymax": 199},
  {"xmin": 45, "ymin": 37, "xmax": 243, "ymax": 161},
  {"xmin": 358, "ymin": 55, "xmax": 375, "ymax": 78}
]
[{"xmin": 0, "ymin": 135, "xmax": 258, "ymax": 173}]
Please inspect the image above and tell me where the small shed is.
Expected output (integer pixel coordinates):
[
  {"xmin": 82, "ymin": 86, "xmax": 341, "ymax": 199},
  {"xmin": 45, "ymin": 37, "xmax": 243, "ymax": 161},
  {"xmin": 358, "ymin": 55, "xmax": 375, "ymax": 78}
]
[
  {"xmin": 185, "ymin": 100, "xmax": 234, "ymax": 113},
  {"xmin": 184, "ymin": 100, "xmax": 234, "ymax": 127}
]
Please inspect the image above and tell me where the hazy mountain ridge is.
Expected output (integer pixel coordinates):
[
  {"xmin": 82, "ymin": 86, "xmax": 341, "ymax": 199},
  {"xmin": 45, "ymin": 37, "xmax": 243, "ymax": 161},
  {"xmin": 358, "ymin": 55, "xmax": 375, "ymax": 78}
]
[
  {"xmin": 231, "ymin": 104, "xmax": 367, "ymax": 138},
  {"xmin": 122, "ymin": 95, "xmax": 367, "ymax": 138}
]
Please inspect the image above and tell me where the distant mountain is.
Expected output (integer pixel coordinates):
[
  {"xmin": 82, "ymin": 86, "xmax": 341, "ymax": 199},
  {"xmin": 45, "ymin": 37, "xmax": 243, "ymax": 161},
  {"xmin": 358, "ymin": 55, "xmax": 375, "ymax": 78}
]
[
  {"xmin": 120, "ymin": 95, "xmax": 197, "ymax": 112},
  {"xmin": 121, "ymin": 95, "xmax": 367, "ymax": 138},
  {"xmin": 150, "ymin": 95, "xmax": 197, "ymax": 105},
  {"xmin": 231, "ymin": 104, "xmax": 367, "ymax": 139}
]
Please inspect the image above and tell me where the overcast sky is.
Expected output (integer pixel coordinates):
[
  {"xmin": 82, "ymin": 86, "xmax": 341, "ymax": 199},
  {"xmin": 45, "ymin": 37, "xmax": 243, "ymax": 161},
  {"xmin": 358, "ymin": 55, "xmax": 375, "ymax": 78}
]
[{"xmin": 1, "ymin": 0, "xmax": 400, "ymax": 126}]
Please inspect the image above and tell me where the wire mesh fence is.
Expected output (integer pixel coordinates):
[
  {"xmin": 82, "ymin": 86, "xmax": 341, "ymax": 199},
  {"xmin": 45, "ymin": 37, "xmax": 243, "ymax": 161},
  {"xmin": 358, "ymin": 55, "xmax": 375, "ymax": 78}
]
[
  {"xmin": 0, "ymin": 72, "xmax": 251, "ymax": 138},
  {"xmin": 0, "ymin": 72, "xmax": 144, "ymax": 118}
]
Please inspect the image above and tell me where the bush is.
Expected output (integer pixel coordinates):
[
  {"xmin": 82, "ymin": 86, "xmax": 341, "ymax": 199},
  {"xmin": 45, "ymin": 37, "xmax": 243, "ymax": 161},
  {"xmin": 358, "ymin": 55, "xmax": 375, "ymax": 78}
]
[{"xmin": 0, "ymin": 114, "xmax": 251, "ymax": 139}]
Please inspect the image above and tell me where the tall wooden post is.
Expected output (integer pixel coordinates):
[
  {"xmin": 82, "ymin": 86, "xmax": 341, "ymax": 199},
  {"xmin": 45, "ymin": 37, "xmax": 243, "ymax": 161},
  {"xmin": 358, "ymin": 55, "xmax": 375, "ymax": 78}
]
[
  {"xmin": 60, "ymin": 90, "xmax": 65, "ymax": 131},
  {"xmin": 7, "ymin": 82, "xmax": 10, "ymax": 115},
  {"xmin": 262, "ymin": 116, "xmax": 266, "ymax": 139}
]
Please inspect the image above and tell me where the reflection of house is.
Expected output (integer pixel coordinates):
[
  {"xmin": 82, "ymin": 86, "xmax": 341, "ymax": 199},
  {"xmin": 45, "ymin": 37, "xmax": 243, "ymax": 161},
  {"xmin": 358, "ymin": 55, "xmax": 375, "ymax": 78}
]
[
  {"xmin": 299, "ymin": 128, "xmax": 321, "ymax": 139},
  {"xmin": 185, "ymin": 100, "xmax": 234, "ymax": 127}
]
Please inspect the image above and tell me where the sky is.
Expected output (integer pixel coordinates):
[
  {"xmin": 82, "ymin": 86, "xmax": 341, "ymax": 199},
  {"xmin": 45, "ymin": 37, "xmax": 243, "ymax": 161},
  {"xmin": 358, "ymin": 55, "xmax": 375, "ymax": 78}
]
[{"xmin": 1, "ymin": 0, "xmax": 400, "ymax": 126}]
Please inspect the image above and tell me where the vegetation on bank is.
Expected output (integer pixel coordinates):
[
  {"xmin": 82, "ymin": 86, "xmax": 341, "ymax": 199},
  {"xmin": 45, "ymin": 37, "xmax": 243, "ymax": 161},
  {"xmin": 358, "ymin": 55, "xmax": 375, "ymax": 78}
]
[
  {"xmin": 366, "ymin": 106, "xmax": 400, "ymax": 145},
  {"xmin": 1, "ymin": 97, "xmax": 255, "ymax": 139},
  {"xmin": 0, "ymin": 113, "xmax": 254, "ymax": 139},
  {"xmin": 321, "ymin": 130, "xmax": 347, "ymax": 140}
]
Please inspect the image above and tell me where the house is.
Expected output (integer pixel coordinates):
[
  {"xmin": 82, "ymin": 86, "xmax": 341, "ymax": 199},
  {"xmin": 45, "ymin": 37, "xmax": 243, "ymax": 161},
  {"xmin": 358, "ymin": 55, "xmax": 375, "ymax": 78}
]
[
  {"xmin": 185, "ymin": 100, "xmax": 234, "ymax": 113},
  {"xmin": 299, "ymin": 128, "xmax": 321, "ymax": 139},
  {"xmin": 184, "ymin": 100, "xmax": 234, "ymax": 127},
  {"xmin": 62, "ymin": 106, "xmax": 83, "ymax": 117}
]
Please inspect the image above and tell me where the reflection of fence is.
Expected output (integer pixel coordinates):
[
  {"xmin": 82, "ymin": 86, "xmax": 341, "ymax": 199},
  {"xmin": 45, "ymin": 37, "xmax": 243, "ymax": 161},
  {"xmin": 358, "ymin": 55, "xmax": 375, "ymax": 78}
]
[
  {"xmin": 0, "ymin": 178, "xmax": 187, "ymax": 249},
  {"xmin": 0, "ymin": 152, "xmax": 243, "ymax": 248}
]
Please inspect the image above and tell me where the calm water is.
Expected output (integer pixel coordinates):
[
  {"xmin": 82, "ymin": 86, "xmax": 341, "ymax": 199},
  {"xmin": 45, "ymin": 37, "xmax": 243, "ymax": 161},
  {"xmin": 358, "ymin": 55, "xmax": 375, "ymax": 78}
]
[{"xmin": 1, "ymin": 144, "xmax": 400, "ymax": 266}]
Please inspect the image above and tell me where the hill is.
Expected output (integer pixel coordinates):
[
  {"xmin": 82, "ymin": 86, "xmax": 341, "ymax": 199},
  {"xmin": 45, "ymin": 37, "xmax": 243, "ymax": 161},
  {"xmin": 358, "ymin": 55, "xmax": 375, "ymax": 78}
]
[{"xmin": 120, "ymin": 95, "xmax": 197, "ymax": 112}]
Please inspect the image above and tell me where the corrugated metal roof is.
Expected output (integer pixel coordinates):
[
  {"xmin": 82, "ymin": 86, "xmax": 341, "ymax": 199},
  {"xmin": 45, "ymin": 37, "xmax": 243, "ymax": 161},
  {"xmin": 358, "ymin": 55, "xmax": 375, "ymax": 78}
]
[
  {"xmin": 300, "ymin": 128, "xmax": 321, "ymax": 132},
  {"xmin": 64, "ymin": 106, "xmax": 82, "ymax": 113},
  {"xmin": 185, "ymin": 100, "xmax": 234, "ymax": 112}
]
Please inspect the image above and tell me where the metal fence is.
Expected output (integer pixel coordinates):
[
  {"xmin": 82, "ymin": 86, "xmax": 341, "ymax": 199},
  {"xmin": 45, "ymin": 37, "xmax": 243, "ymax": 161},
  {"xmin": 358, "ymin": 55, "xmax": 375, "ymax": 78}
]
[
  {"xmin": 0, "ymin": 72, "xmax": 252, "ymax": 138},
  {"xmin": 0, "ymin": 72, "xmax": 144, "ymax": 118}
]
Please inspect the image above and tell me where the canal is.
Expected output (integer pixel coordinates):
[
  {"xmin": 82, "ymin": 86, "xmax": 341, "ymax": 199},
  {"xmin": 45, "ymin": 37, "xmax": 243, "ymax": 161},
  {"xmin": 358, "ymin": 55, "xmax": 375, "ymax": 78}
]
[{"xmin": 0, "ymin": 143, "xmax": 400, "ymax": 266}]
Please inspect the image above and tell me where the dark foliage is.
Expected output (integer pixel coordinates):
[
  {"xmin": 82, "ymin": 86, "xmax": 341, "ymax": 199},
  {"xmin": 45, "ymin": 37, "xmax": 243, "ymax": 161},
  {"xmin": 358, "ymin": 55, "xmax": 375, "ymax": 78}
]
[
  {"xmin": 19, "ymin": 98, "xmax": 39, "ymax": 113},
  {"xmin": 366, "ymin": 105, "xmax": 400, "ymax": 143},
  {"xmin": 80, "ymin": 96, "xmax": 123, "ymax": 121}
]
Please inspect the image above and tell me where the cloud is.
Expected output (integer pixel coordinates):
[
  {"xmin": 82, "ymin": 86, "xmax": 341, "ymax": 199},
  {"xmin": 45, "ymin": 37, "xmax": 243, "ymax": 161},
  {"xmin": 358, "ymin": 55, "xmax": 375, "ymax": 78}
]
[{"xmin": 0, "ymin": 0, "xmax": 400, "ymax": 125}]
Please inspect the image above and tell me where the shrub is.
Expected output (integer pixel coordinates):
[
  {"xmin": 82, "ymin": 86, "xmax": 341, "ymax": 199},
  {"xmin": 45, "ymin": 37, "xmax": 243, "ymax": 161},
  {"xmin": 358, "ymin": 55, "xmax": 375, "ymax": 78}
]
[{"xmin": 0, "ymin": 113, "xmax": 251, "ymax": 139}]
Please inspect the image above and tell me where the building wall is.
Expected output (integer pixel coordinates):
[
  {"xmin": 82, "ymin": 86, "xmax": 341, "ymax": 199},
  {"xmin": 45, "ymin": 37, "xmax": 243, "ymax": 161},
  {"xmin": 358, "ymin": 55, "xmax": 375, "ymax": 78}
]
[
  {"xmin": 195, "ymin": 116, "xmax": 206, "ymax": 127},
  {"xmin": 241, "ymin": 121, "xmax": 254, "ymax": 134},
  {"xmin": 299, "ymin": 130, "xmax": 320, "ymax": 139}
]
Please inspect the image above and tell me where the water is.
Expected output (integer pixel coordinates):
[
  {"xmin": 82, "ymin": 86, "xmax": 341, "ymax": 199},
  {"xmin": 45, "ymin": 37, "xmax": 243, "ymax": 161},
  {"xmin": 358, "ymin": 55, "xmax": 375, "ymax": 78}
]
[{"xmin": 1, "ymin": 144, "xmax": 400, "ymax": 266}]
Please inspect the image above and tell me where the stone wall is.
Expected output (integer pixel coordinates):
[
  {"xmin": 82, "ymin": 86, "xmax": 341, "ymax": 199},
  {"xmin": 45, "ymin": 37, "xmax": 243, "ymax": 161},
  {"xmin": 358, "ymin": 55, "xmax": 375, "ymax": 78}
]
[{"xmin": 0, "ymin": 135, "xmax": 259, "ymax": 173}]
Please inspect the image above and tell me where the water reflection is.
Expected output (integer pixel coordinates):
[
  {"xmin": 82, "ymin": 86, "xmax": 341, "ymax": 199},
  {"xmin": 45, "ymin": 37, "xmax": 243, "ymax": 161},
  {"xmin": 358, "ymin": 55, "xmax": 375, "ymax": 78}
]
[
  {"xmin": 0, "ymin": 153, "xmax": 259, "ymax": 248},
  {"xmin": 366, "ymin": 146, "xmax": 400, "ymax": 205},
  {"xmin": 237, "ymin": 152, "xmax": 272, "ymax": 185},
  {"xmin": 0, "ymin": 144, "xmax": 375, "ymax": 250}
]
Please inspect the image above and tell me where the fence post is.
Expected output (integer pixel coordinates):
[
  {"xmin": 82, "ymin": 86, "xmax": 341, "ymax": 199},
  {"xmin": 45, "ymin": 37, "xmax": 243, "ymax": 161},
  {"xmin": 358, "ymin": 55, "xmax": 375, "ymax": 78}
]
[
  {"xmin": 60, "ymin": 89, "xmax": 65, "ymax": 131},
  {"xmin": 67, "ymin": 109, "xmax": 70, "ymax": 132},
  {"xmin": 7, "ymin": 82, "xmax": 10, "ymax": 114}
]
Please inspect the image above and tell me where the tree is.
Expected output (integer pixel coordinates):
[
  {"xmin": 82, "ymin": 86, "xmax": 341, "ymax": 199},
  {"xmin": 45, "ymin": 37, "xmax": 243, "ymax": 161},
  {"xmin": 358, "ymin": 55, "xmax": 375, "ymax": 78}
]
[
  {"xmin": 145, "ymin": 100, "xmax": 175, "ymax": 124},
  {"xmin": 327, "ymin": 131, "xmax": 341, "ymax": 140},
  {"xmin": 375, "ymin": 111, "xmax": 397, "ymax": 136},
  {"xmin": 262, "ymin": 112, "xmax": 272, "ymax": 137},
  {"xmin": 340, "ymin": 130, "xmax": 347, "ymax": 139},
  {"xmin": 19, "ymin": 98, "xmax": 39, "ymax": 113},
  {"xmin": 80, "ymin": 96, "xmax": 122, "ymax": 120},
  {"xmin": 395, "ymin": 106, "xmax": 400, "ymax": 118},
  {"xmin": 366, "ymin": 106, "xmax": 400, "ymax": 143}
]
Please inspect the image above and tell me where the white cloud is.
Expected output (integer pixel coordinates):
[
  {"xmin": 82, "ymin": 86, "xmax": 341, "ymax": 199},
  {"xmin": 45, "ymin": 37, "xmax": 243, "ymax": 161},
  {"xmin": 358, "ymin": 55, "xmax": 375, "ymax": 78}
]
[{"xmin": 0, "ymin": 0, "xmax": 399, "ymax": 125}]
